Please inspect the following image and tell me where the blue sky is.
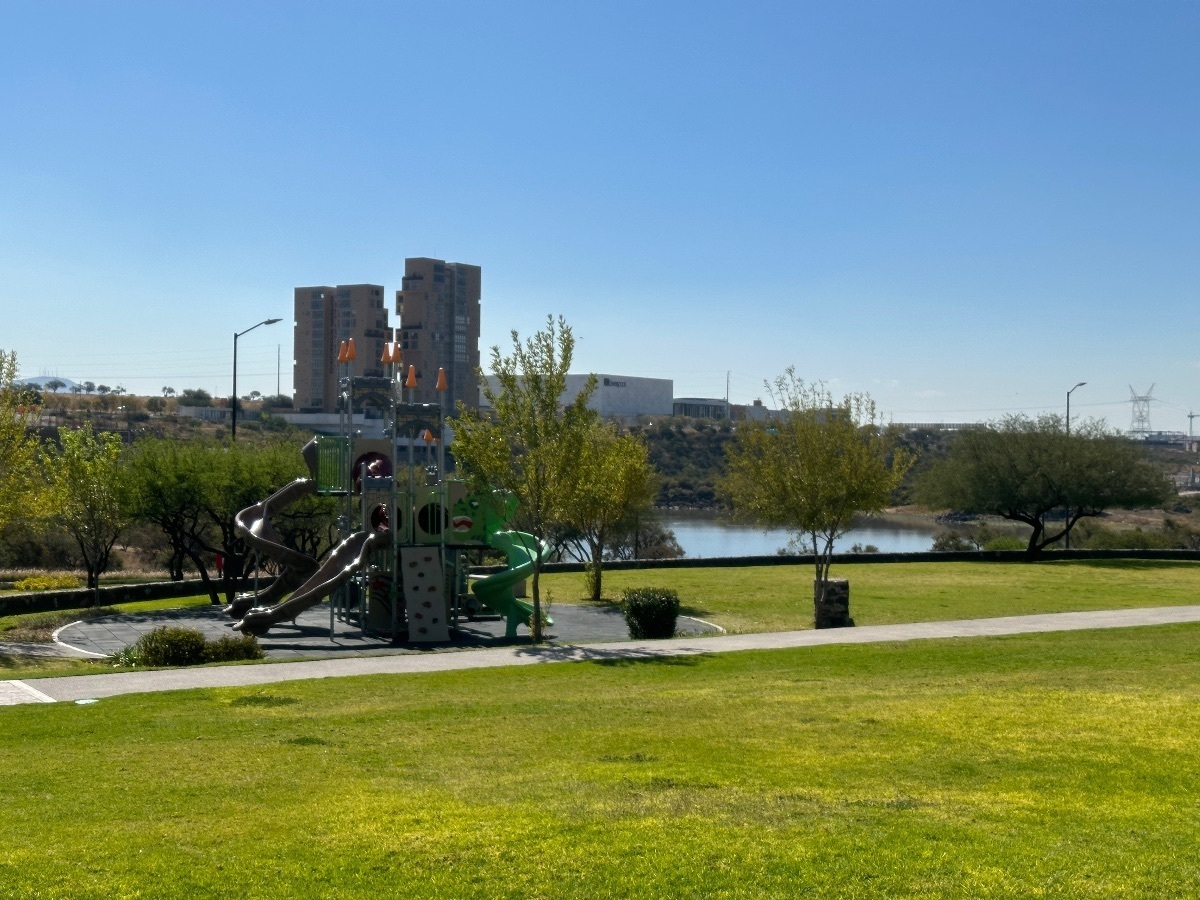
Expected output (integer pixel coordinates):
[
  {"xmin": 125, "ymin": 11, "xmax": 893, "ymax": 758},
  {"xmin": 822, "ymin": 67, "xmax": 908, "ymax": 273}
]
[{"xmin": 3, "ymin": 1, "xmax": 1197, "ymax": 432}]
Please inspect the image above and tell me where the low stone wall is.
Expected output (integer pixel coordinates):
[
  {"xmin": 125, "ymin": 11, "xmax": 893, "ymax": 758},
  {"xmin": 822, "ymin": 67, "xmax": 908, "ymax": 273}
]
[
  {"xmin": 472, "ymin": 547, "xmax": 1200, "ymax": 576},
  {"xmin": 0, "ymin": 579, "xmax": 244, "ymax": 617}
]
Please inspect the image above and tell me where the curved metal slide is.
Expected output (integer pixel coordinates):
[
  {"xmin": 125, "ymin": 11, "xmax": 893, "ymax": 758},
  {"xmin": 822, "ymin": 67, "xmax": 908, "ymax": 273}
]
[
  {"xmin": 226, "ymin": 477, "xmax": 320, "ymax": 618},
  {"xmin": 471, "ymin": 530, "xmax": 554, "ymax": 638},
  {"xmin": 234, "ymin": 529, "xmax": 390, "ymax": 636}
]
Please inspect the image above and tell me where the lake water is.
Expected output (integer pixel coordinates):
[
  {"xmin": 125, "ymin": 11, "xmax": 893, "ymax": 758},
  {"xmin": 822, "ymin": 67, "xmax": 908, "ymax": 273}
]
[{"xmin": 660, "ymin": 512, "xmax": 936, "ymax": 558}]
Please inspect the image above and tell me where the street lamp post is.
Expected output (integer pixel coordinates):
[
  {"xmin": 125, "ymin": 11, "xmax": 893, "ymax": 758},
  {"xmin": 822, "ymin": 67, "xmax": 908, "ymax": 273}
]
[
  {"xmin": 233, "ymin": 318, "xmax": 282, "ymax": 440},
  {"xmin": 1065, "ymin": 382, "xmax": 1086, "ymax": 549}
]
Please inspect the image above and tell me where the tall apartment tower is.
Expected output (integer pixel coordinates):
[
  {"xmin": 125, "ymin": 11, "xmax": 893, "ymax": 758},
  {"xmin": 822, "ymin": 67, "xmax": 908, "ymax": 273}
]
[
  {"xmin": 395, "ymin": 258, "xmax": 482, "ymax": 413},
  {"xmin": 293, "ymin": 284, "xmax": 392, "ymax": 413}
]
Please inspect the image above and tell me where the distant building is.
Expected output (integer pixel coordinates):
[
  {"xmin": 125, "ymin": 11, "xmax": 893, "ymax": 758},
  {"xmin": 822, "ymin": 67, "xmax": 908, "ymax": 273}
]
[
  {"xmin": 483, "ymin": 373, "xmax": 674, "ymax": 422},
  {"xmin": 395, "ymin": 258, "xmax": 481, "ymax": 414},
  {"xmin": 293, "ymin": 284, "xmax": 392, "ymax": 413},
  {"xmin": 673, "ymin": 398, "xmax": 730, "ymax": 420}
]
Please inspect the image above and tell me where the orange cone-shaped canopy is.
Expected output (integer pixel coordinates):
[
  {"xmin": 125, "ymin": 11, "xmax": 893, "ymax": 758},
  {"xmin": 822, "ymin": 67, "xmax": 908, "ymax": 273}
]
[
  {"xmin": 436, "ymin": 368, "xmax": 447, "ymax": 392},
  {"xmin": 405, "ymin": 365, "xmax": 417, "ymax": 389},
  {"xmin": 422, "ymin": 428, "xmax": 434, "ymax": 443},
  {"xmin": 346, "ymin": 337, "xmax": 357, "ymax": 361},
  {"xmin": 337, "ymin": 341, "xmax": 348, "ymax": 363}
]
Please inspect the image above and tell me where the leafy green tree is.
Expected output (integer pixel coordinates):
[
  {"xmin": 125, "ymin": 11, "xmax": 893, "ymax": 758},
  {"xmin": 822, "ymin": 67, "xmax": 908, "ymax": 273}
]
[
  {"xmin": 44, "ymin": 379, "xmax": 65, "ymax": 394},
  {"xmin": 125, "ymin": 437, "xmax": 306, "ymax": 602},
  {"xmin": 124, "ymin": 437, "xmax": 210, "ymax": 584},
  {"xmin": 563, "ymin": 423, "xmax": 658, "ymax": 602},
  {"xmin": 916, "ymin": 414, "xmax": 1171, "ymax": 558},
  {"xmin": 453, "ymin": 315, "xmax": 597, "ymax": 641},
  {"xmin": 0, "ymin": 351, "xmax": 42, "ymax": 533},
  {"xmin": 41, "ymin": 428, "xmax": 130, "ymax": 591},
  {"xmin": 721, "ymin": 370, "xmax": 913, "ymax": 624}
]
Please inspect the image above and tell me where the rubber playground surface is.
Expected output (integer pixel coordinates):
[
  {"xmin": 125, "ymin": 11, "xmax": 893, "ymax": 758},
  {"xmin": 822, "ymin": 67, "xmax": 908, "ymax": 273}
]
[{"xmin": 54, "ymin": 601, "xmax": 721, "ymax": 660}]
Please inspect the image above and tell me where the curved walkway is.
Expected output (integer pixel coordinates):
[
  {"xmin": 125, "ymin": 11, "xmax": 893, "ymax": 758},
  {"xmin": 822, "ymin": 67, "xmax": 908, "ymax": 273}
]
[{"xmin": 4, "ymin": 605, "xmax": 1200, "ymax": 706}]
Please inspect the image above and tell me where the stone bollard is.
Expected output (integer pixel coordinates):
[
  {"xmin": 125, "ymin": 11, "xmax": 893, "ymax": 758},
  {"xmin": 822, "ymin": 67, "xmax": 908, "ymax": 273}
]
[{"xmin": 814, "ymin": 578, "xmax": 853, "ymax": 629}]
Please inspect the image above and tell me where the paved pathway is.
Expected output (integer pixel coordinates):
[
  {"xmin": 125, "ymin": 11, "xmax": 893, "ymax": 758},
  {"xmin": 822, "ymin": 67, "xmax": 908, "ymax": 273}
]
[{"xmin": 4, "ymin": 605, "xmax": 1200, "ymax": 706}]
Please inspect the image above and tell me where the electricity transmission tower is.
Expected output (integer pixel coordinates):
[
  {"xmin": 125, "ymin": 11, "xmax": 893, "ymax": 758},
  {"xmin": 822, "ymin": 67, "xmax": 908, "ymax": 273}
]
[{"xmin": 1129, "ymin": 384, "xmax": 1155, "ymax": 438}]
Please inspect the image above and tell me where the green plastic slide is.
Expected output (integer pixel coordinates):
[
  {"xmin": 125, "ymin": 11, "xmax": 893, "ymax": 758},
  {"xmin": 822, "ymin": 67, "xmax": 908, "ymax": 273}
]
[{"xmin": 471, "ymin": 530, "xmax": 554, "ymax": 638}]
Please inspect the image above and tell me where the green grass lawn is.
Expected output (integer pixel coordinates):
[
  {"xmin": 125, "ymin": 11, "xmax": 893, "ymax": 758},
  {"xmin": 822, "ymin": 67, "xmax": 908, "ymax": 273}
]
[
  {"xmin": 2, "ymin": 624, "xmax": 1199, "ymax": 897},
  {"xmin": 543, "ymin": 559, "xmax": 1200, "ymax": 633}
]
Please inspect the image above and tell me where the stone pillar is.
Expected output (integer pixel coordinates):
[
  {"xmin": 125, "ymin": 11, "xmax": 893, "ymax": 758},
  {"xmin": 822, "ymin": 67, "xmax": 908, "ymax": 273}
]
[{"xmin": 814, "ymin": 578, "xmax": 853, "ymax": 629}]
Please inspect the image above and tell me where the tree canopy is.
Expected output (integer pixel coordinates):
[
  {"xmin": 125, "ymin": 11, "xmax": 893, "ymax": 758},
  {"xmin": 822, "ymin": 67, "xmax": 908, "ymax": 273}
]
[
  {"xmin": 561, "ymin": 423, "xmax": 658, "ymax": 602},
  {"xmin": 0, "ymin": 350, "xmax": 41, "ymax": 533},
  {"xmin": 41, "ymin": 427, "xmax": 130, "ymax": 590},
  {"xmin": 916, "ymin": 414, "xmax": 1172, "ymax": 558},
  {"xmin": 452, "ymin": 315, "xmax": 597, "ymax": 641},
  {"xmin": 721, "ymin": 370, "xmax": 913, "ymax": 624}
]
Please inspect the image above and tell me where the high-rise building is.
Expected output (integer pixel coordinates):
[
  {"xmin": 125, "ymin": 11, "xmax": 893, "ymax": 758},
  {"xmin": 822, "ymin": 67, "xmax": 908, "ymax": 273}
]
[
  {"xmin": 395, "ymin": 258, "xmax": 481, "ymax": 413},
  {"xmin": 293, "ymin": 284, "xmax": 392, "ymax": 413}
]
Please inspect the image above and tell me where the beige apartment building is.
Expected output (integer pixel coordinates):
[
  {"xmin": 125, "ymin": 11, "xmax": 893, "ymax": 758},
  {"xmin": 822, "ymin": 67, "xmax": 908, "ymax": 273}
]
[
  {"xmin": 395, "ymin": 258, "xmax": 481, "ymax": 413},
  {"xmin": 293, "ymin": 284, "xmax": 392, "ymax": 413}
]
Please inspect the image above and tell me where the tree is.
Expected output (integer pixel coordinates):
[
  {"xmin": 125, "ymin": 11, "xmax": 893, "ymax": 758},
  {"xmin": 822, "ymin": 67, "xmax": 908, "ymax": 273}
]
[
  {"xmin": 452, "ymin": 315, "xmax": 597, "ymax": 641},
  {"xmin": 125, "ymin": 437, "xmax": 306, "ymax": 602},
  {"xmin": 162, "ymin": 386, "xmax": 176, "ymax": 398},
  {"xmin": 83, "ymin": 381, "xmax": 96, "ymax": 395},
  {"xmin": 721, "ymin": 370, "xmax": 913, "ymax": 625},
  {"xmin": 0, "ymin": 351, "xmax": 42, "ymax": 533},
  {"xmin": 124, "ymin": 437, "xmax": 210, "ymax": 584},
  {"xmin": 916, "ymin": 414, "xmax": 1171, "ymax": 559},
  {"xmin": 44, "ymin": 378, "xmax": 65, "ymax": 394},
  {"xmin": 41, "ymin": 427, "xmax": 130, "ymax": 591},
  {"xmin": 562, "ymin": 423, "xmax": 657, "ymax": 602}
]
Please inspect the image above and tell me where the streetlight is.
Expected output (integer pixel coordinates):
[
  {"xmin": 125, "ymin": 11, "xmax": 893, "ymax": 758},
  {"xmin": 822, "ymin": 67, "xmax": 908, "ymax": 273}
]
[
  {"xmin": 1066, "ymin": 382, "xmax": 1086, "ymax": 437},
  {"xmin": 232, "ymin": 318, "xmax": 282, "ymax": 440},
  {"xmin": 1064, "ymin": 382, "xmax": 1086, "ymax": 549}
]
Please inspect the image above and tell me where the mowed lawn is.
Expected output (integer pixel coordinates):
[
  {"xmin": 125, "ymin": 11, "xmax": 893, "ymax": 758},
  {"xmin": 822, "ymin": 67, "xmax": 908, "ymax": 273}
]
[
  {"xmin": 3, "ymin": 624, "xmax": 1200, "ymax": 897},
  {"xmin": 542, "ymin": 559, "xmax": 1200, "ymax": 633}
]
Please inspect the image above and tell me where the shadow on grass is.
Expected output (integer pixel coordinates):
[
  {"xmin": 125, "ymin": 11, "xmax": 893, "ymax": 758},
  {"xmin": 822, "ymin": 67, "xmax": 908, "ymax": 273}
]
[
  {"xmin": 510, "ymin": 643, "xmax": 708, "ymax": 668},
  {"xmin": 1051, "ymin": 559, "xmax": 1200, "ymax": 571}
]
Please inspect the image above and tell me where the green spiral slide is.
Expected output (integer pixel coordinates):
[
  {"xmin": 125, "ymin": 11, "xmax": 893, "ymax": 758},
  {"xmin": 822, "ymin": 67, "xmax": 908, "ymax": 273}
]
[{"xmin": 471, "ymin": 530, "xmax": 554, "ymax": 638}]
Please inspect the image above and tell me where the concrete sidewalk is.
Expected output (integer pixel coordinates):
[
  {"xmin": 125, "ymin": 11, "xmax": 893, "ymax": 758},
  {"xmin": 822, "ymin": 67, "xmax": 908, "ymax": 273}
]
[{"xmin": 5, "ymin": 605, "xmax": 1200, "ymax": 706}]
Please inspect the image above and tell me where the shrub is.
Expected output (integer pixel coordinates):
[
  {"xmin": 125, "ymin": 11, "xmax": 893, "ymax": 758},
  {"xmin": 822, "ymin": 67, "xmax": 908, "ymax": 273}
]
[
  {"xmin": 205, "ymin": 634, "xmax": 264, "ymax": 662},
  {"xmin": 982, "ymin": 535, "xmax": 1026, "ymax": 552},
  {"xmin": 113, "ymin": 627, "xmax": 264, "ymax": 667},
  {"xmin": 931, "ymin": 532, "xmax": 975, "ymax": 552},
  {"xmin": 621, "ymin": 587, "xmax": 680, "ymax": 639},
  {"xmin": 124, "ymin": 627, "xmax": 209, "ymax": 666},
  {"xmin": 13, "ymin": 574, "xmax": 82, "ymax": 592}
]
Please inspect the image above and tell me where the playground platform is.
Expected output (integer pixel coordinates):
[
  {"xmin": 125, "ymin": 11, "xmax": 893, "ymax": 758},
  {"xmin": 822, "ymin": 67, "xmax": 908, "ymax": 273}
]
[{"xmin": 53, "ymin": 602, "xmax": 721, "ymax": 660}]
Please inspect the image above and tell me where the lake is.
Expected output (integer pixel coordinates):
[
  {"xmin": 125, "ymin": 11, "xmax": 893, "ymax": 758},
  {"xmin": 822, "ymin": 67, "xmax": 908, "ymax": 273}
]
[{"xmin": 659, "ymin": 512, "xmax": 937, "ymax": 558}]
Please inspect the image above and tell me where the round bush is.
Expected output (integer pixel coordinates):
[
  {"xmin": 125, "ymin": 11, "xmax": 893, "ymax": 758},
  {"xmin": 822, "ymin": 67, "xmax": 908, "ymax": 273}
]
[
  {"xmin": 621, "ymin": 587, "xmax": 680, "ymax": 639},
  {"xmin": 130, "ymin": 627, "xmax": 209, "ymax": 667}
]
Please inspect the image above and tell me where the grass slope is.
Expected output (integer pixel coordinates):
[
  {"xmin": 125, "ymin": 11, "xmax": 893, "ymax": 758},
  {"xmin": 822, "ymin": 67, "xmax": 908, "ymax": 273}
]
[
  {"xmin": 2, "ymin": 625, "xmax": 1199, "ymax": 897},
  {"xmin": 544, "ymin": 559, "xmax": 1200, "ymax": 633}
]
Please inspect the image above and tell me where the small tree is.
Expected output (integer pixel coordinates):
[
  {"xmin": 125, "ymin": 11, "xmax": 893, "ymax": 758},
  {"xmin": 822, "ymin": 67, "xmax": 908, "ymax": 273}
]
[
  {"xmin": 721, "ymin": 370, "xmax": 913, "ymax": 625},
  {"xmin": 41, "ymin": 427, "xmax": 130, "ymax": 591},
  {"xmin": 564, "ymin": 423, "xmax": 657, "ymax": 602},
  {"xmin": 916, "ymin": 414, "xmax": 1171, "ymax": 558},
  {"xmin": 453, "ymin": 315, "xmax": 597, "ymax": 641},
  {"xmin": 0, "ymin": 351, "xmax": 42, "ymax": 533},
  {"xmin": 44, "ymin": 379, "xmax": 65, "ymax": 394}
]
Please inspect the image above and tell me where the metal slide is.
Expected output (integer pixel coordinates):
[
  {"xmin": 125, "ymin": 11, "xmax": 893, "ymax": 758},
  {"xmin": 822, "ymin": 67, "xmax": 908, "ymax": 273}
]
[
  {"xmin": 470, "ymin": 530, "xmax": 554, "ymax": 638},
  {"xmin": 233, "ymin": 530, "xmax": 389, "ymax": 636},
  {"xmin": 226, "ymin": 477, "xmax": 320, "ymax": 618}
]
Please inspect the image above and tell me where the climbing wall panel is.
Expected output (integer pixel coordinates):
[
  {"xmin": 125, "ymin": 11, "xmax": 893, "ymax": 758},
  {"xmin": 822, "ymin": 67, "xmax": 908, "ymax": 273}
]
[{"xmin": 400, "ymin": 547, "xmax": 449, "ymax": 642}]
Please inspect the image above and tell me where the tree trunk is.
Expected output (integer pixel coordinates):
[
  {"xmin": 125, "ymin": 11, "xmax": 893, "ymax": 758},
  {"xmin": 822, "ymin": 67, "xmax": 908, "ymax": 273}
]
[
  {"xmin": 589, "ymin": 537, "xmax": 604, "ymax": 603},
  {"xmin": 531, "ymin": 563, "xmax": 543, "ymax": 642}
]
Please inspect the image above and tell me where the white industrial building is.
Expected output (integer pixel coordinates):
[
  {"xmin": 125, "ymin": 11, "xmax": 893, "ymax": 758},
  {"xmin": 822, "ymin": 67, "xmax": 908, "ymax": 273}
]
[{"xmin": 483, "ymin": 373, "xmax": 674, "ymax": 422}]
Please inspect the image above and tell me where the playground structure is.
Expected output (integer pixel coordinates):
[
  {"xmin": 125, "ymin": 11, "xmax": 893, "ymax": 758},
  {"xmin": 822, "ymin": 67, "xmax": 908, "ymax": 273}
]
[{"xmin": 227, "ymin": 339, "xmax": 549, "ymax": 642}]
